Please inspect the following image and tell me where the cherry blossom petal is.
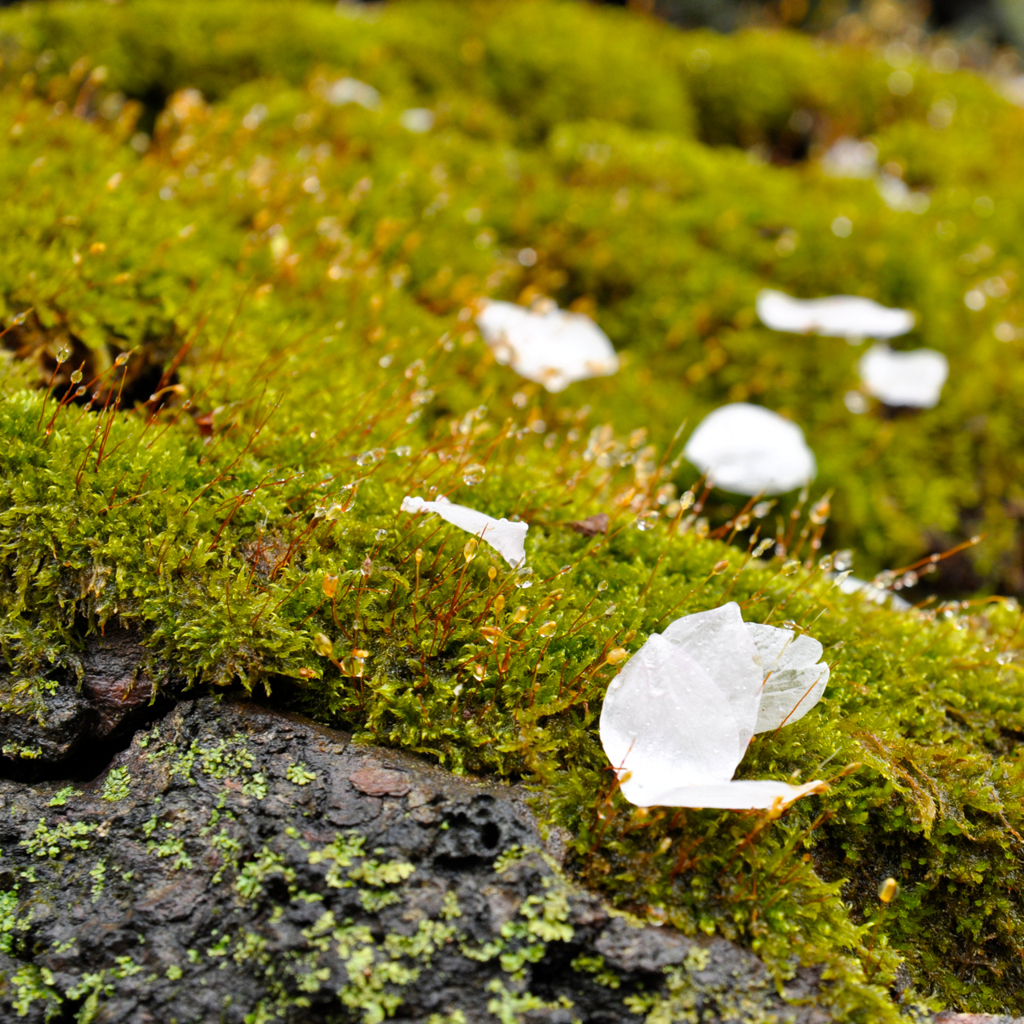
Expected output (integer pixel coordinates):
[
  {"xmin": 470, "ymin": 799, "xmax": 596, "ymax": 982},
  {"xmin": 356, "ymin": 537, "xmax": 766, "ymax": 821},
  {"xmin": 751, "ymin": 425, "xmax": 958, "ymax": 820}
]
[
  {"xmin": 683, "ymin": 403, "xmax": 816, "ymax": 496},
  {"xmin": 325, "ymin": 77, "xmax": 381, "ymax": 110},
  {"xmin": 400, "ymin": 495, "xmax": 528, "ymax": 567},
  {"xmin": 745, "ymin": 623, "xmax": 830, "ymax": 734},
  {"xmin": 820, "ymin": 137, "xmax": 879, "ymax": 179},
  {"xmin": 662, "ymin": 603, "xmax": 762, "ymax": 762},
  {"xmin": 476, "ymin": 300, "xmax": 619, "ymax": 393},
  {"xmin": 599, "ymin": 634, "xmax": 741, "ymax": 808},
  {"xmin": 857, "ymin": 343, "xmax": 949, "ymax": 408},
  {"xmin": 757, "ymin": 289, "xmax": 914, "ymax": 340}
]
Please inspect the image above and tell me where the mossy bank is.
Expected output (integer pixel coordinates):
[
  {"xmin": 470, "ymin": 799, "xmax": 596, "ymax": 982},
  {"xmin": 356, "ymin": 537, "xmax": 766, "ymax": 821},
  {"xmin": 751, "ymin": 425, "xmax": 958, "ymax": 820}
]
[{"xmin": 1, "ymin": 1, "xmax": 1024, "ymax": 1020}]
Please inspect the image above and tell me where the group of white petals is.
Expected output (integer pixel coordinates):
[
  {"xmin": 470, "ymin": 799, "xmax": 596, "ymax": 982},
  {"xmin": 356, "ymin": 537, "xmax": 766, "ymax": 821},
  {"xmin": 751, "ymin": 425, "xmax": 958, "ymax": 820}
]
[
  {"xmin": 475, "ymin": 284, "xmax": 946, "ymax": 498},
  {"xmin": 397, "ymin": 194, "xmax": 955, "ymax": 813},
  {"xmin": 400, "ymin": 496, "xmax": 830, "ymax": 810}
]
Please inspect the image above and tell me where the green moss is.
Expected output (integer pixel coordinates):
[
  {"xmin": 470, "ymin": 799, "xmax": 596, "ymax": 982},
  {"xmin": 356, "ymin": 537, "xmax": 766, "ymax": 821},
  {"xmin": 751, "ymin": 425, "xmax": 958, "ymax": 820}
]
[{"xmin": 0, "ymin": 0, "xmax": 1023, "ymax": 1017}]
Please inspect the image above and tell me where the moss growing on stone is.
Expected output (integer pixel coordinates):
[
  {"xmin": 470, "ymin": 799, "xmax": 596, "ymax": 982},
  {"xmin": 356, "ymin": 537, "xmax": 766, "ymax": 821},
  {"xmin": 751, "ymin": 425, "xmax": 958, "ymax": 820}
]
[{"xmin": 0, "ymin": 0, "xmax": 1024, "ymax": 1019}]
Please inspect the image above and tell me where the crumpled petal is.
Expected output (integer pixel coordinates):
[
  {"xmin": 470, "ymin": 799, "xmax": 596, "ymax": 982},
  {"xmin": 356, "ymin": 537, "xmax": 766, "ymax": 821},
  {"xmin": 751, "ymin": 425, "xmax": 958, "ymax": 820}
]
[
  {"xmin": 746, "ymin": 623, "xmax": 830, "ymax": 734},
  {"xmin": 757, "ymin": 289, "xmax": 914, "ymax": 340},
  {"xmin": 599, "ymin": 634, "xmax": 742, "ymax": 807},
  {"xmin": 662, "ymin": 603, "xmax": 761, "ymax": 762},
  {"xmin": 599, "ymin": 606, "xmax": 829, "ymax": 811},
  {"xmin": 857, "ymin": 343, "xmax": 949, "ymax": 409},
  {"xmin": 476, "ymin": 300, "xmax": 619, "ymax": 393},
  {"xmin": 401, "ymin": 495, "xmax": 528, "ymax": 568},
  {"xmin": 683, "ymin": 403, "xmax": 816, "ymax": 496}
]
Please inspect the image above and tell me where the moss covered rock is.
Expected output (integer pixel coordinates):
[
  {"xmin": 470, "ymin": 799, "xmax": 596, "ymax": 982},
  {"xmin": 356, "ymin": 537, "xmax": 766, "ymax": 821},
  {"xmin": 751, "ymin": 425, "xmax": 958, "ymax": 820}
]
[{"xmin": 1, "ymin": 1, "xmax": 1024, "ymax": 1019}]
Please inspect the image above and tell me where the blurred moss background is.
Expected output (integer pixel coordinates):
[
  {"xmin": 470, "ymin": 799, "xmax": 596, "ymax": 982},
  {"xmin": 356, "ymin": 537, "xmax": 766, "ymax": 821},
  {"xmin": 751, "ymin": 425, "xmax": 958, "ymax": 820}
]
[{"xmin": 4, "ymin": 0, "xmax": 1024, "ymax": 596}]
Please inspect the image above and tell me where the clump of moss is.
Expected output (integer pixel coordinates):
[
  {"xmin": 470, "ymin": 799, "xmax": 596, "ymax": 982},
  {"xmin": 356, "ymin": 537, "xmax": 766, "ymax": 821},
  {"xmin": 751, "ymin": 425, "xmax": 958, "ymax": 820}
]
[{"xmin": 1, "ymin": 0, "xmax": 1024, "ymax": 1018}]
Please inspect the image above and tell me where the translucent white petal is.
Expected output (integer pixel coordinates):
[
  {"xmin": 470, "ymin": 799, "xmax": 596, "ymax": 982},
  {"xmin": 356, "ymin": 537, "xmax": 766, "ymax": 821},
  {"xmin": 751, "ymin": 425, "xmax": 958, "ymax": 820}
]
[
  {"xmin": 745, "ymin": 623, "xmax": 829, "ymax": 734},
  {"xmin": 683, "ymin": 403, "xmax": 816, "ymax": 496},
  {"xmin": 820, "ymin": 137, "xmax": 878, "ymax": 179},
  {"xmin": 641, "ymin": 778, "xmax": 827, "ymax": 810},
  {"xmin": 757, "ymin": 289, "xmax": 914, "ymax": 339},
  {"xmin": 399, "ymin": 108, "xmax": 434, "ymax": 133},
  {"xmin": 324, "ymin": 77, "xmax": 381, "ymax": 110},
  {"xmin": 599, "ymin": 634, "xmax": 741, "ymax": 808},
  {"xmin": 857, "ymin": 343, "xmax": 949, "ymax": 408},
  {"xmin": 661, "ymin": 603, "xmax": 761, "ymax": 761},
  {"xmin": 400, "ymin": 495, "xmax": 528, "ymax": 568},
  {"xmin": 476, "ymin": 300, "xmax": 619, "ymax": 392}
]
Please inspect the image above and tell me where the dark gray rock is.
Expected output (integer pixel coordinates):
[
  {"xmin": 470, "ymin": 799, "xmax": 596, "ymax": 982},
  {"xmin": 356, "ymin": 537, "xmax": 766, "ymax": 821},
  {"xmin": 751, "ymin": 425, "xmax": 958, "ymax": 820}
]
[
  {"xmin": 0, "ymin": 697, "xmax": 838, "ymax": 1023},
  {"xmin": 0, "ymin": 628, "xmax": 170, "ymax": 775}
]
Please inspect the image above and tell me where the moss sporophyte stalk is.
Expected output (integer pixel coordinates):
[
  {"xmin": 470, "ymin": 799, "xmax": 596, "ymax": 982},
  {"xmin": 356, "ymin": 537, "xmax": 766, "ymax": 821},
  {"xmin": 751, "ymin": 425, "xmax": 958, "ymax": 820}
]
[{"xmin": 1, "ymin": 0, "xmax": 1024, "ymax": 1018}]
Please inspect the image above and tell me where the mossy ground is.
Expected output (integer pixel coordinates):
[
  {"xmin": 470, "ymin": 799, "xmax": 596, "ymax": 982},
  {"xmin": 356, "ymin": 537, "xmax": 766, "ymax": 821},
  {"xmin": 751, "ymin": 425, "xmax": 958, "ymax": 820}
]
[{"xmin": 1, "ymin": 0, "xmax": 1024, "ymax": 1019}]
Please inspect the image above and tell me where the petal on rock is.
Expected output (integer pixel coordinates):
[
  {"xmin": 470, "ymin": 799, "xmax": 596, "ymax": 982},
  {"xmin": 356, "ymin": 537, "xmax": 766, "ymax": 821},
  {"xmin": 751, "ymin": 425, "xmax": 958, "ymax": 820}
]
[
  {"xmin": 401, "ymin": 495, "xmax": 528, "ymax": 568},
  {"xmin": 599, "ymin": 634, "xmax": 741, "ymax": 808},
  {"xmin": 683, "ymin": 403, "xmax": 816, "ymax": 496},
  {"xmin": 661, "ymin": 603, "xmax": 762, "ymax": 761},
  {"xmin": 476, "ymin": 300, "xmax": 619, "ymax": 393},
  {"xmin": 857, "ymin": 344, "xmax": 949, "ymax": 409},
  {"xmin": 645, "ymin": 778, "xmax": 828, "ymax": 811},
  {"xmin": 756, "ymin": 289, "xmax": 914, "ymax": 340},
  {"xmin": 745, "ymin": 623, "xmax": 829, "ymax": 734}
]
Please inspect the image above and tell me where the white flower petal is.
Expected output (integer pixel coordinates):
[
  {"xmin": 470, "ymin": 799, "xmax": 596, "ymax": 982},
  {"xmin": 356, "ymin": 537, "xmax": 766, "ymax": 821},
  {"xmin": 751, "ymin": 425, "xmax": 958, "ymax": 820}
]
[
  {"xmin": 641, "ymin": 778, "xmax": 827, "ymax": 811},
  {"xmin": 757, "ymin": 289, "xmax": 914, "ymax": 339},
  {"xmin": 325, "ymin": 77, "xmax": 381, "ymax": 110},
  {"xmin": 683, "ymin": 403, "xmax": 816, "ymax": 496},
  {"xmin": 745, "ymin": 623, "xmax": 829, "ymax": 734},
  {"xmin": 857, "ymin": 343, "xmax": 948, "ymax": 408},
  {"xmin": 662, "ymin": 603, "xmax": 762, "ymax": 762},
  {"xmin": 599, "ymin": 633, "xmax": 741, "ymax": 808},
  {"xmin": 399, "ymin": 108, "xmax": 434, "ymax": 133},
  {"xmin": 476, "ymin": 300, "xmax": 619, "ymax": 392},
  {"xmin": 820, "ymin": 137, "xmax": 878, "ymax": 179},
  {"xmin": 401, "ymin": 495, "xmax": 528, "ymax": 567}
]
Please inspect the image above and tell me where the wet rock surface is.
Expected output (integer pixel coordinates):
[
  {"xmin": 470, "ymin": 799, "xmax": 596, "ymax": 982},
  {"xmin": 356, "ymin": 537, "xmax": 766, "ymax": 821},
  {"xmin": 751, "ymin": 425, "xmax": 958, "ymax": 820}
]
[
  {"xmin": 0, "ymin": 698, "xmax": 841, "ymax": 1023},
  {"xmin": 0, "ymin": 628, "xmax": 172, "ymax": 778}
]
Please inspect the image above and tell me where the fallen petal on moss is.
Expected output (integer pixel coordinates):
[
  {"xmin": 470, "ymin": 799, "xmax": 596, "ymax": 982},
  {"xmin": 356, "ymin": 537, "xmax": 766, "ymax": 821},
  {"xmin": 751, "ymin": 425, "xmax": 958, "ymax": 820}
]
[
  {"xmin": 747, "ymin": 623, "xmax": 830, "ymax": 733},
  {"xmin": 323, "ymin": 77, "xmax": 381, "ymax": 110},
  {"xmin": 757, "ymin": 288, "xmax": 915, "ymax": 340},
  {"xmin": 600, "ymin": 604, "xmax": 827, "ymax": 810},
  {"xmin": 858, "ymin": 343, "xmax": 949, "ymax": 408},
  {"xmin": 476, "ymin": 299, "xmax": 619, "ymax": 393},
  {"xmin": 401, "ymin": 495, "xmax": 528, "ymax": 567},
  {"xmin": 683, "ymin": 403, "xmax": 816, "ymax": 495}
]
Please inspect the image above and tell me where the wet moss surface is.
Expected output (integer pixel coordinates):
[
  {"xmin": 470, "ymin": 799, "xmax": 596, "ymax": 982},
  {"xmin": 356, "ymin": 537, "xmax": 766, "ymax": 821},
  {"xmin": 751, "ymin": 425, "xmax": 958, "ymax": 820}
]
[{"xmin": 1, "ymin": 1, "xmax": 1024, "ymax": 1020}]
